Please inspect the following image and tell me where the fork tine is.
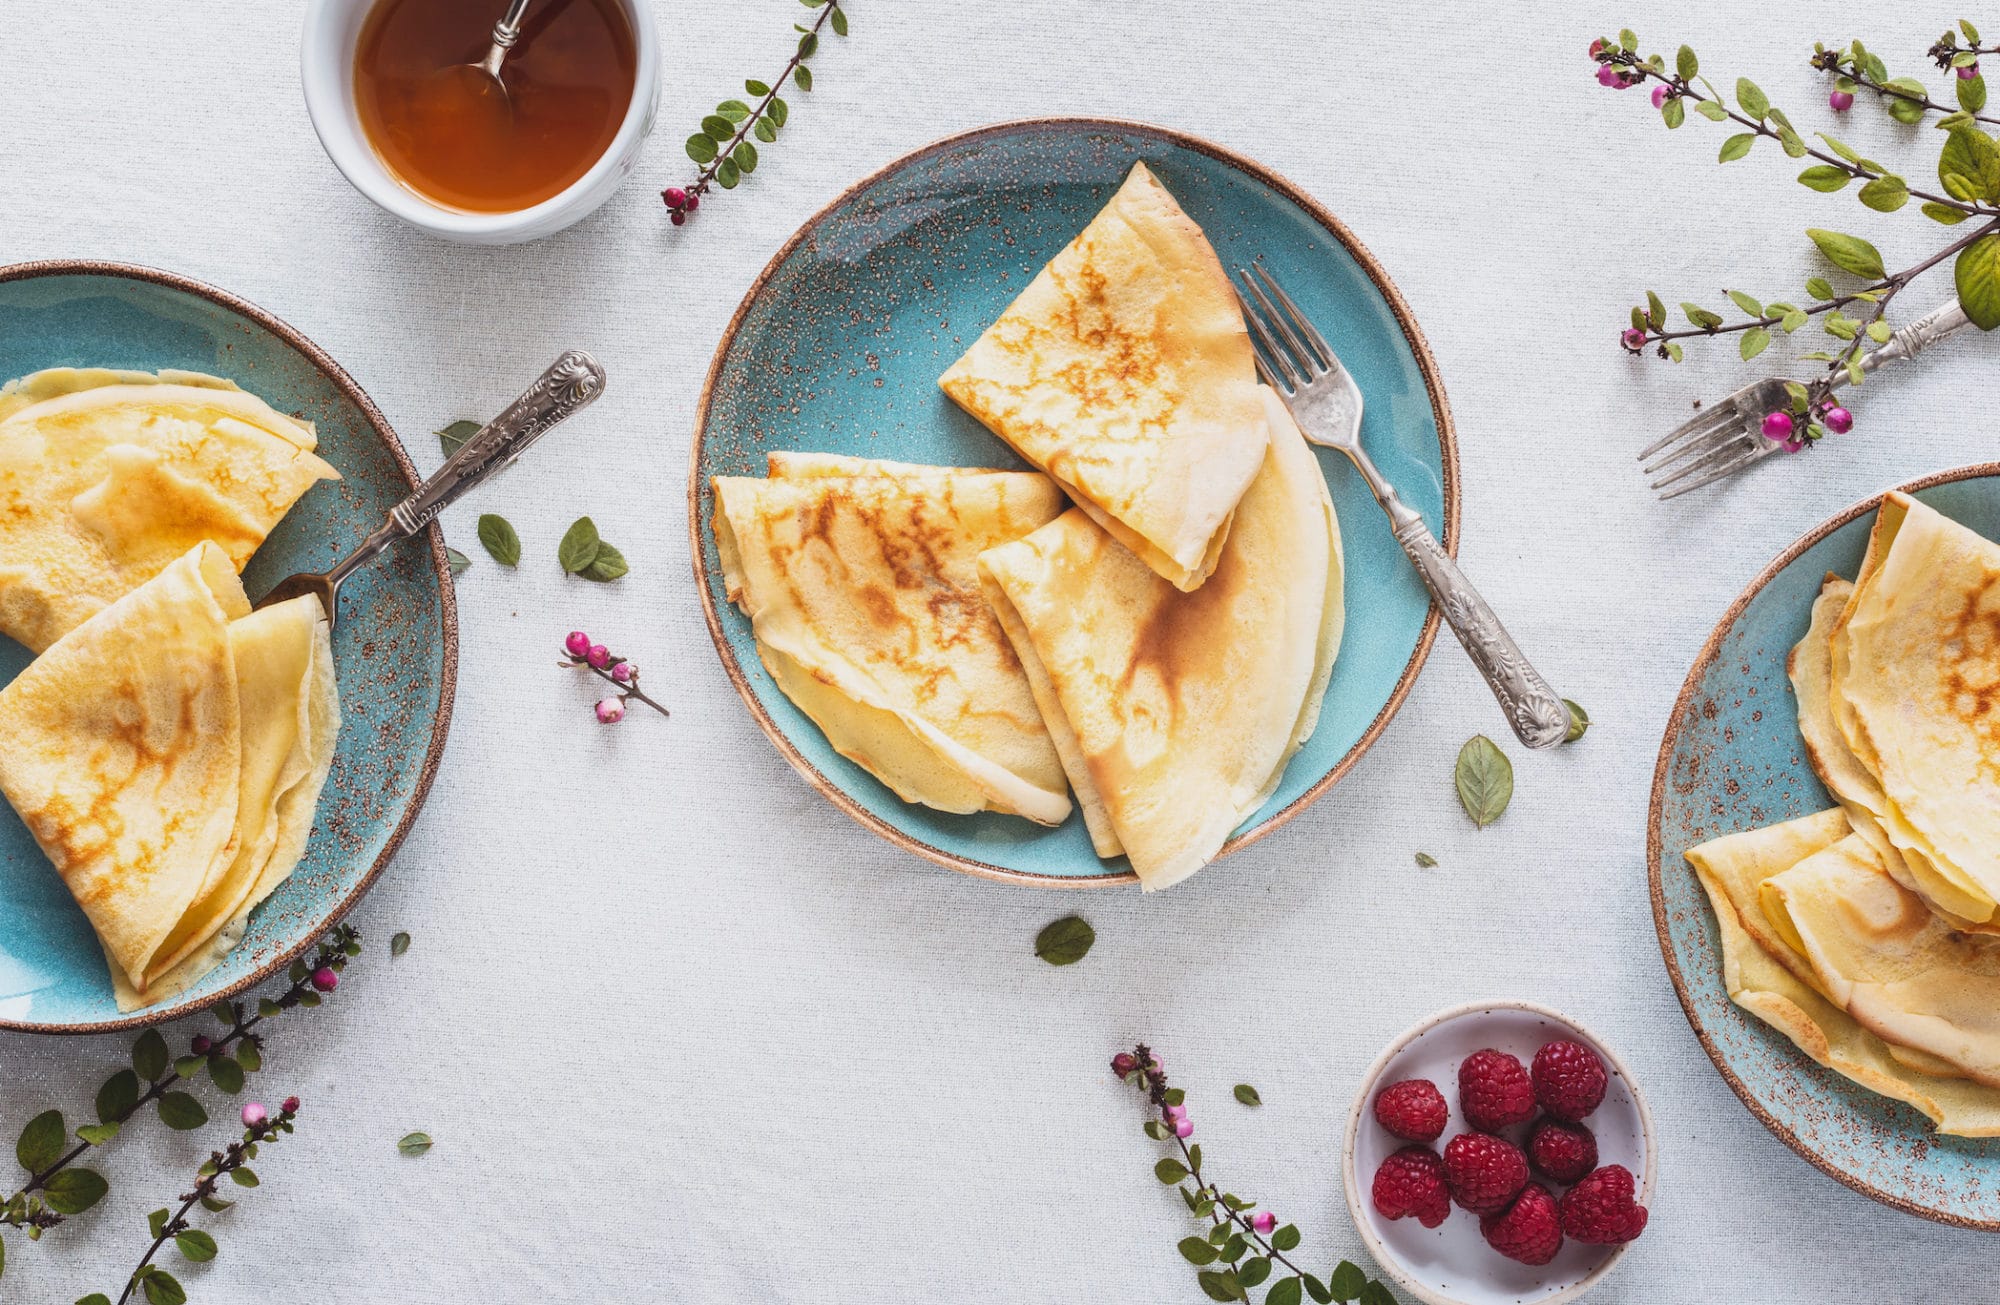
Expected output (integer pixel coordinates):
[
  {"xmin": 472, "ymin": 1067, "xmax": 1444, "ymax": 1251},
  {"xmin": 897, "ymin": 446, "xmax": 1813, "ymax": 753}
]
[
  {"xmin": 1647, "ymin": 428, "xmax": 1759, "ymax": 490},
  {"xmin": 1658, "ymin": 443, "xmax": 1777, "ymax": 500},
  {"xmin": 1234, "ymin": 283, "xmax": 1301, "ymax": 390},
  {"xmin": 1636, "ymin": 402, "xmax": 1742, "ymax": 462},
  {"xmin": 1237, "ymin": 270, "xmax": 1320, "ymax": 380},
  {"xmin": 1642, "ymin": 419, "xmax": 1753, "ymax": 477},
  {"xmin": 1250, "ymin": 352, "xmax": 1283, "ymax": 392},
  {"xmin": 1248, "ymin": 265, "xmax": 1335, "ymax": 372}
]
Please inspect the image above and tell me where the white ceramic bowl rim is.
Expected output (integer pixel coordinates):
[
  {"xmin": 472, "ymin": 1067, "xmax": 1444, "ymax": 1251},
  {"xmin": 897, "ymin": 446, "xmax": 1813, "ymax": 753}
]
[
  {"xmin": 300, "ymin": 0, "xmax": 658, "ymax": 237},
  {"xmin": 1340, "ymin": 998, "xmax": 1659, "ymax": 1305}
]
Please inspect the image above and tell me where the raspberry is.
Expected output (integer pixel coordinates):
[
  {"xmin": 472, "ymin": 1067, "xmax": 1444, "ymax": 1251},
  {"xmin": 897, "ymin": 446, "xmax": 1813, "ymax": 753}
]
[
  {"xmin": 1442, "ymin": 1132, "xmax": 1529, "ymax": 1214},
  {"xmin": 1373, "ymin": 1078, "xmax": 1448, "ymax": 1143},
  {"xmin": 1559, "ymin": 1164, "xmax": 1649, "ymax": 1244},
  {"xmin": 1532, "ymin": 1040, "xmax": 1608, "ymax": 1122},
  {"xmin": 1371, "ymin": 1145, "xmax": 1450, "ymax": 1228},
  {"xmin": 1458, "ymin": 1049, "xmax": 1535, "ymax": 1132},
  {"xmin": 1526, "ymin": 1117, "xmax": 1599, "ymax": 1185},
  {"xmin": 1480, "ymin": 1182, "xmax": 1563, "ymax": 1265}
]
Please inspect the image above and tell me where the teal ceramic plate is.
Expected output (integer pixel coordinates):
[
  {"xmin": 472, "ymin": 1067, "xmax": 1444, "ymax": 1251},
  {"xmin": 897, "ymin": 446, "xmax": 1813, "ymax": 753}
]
[
  {"xmin": 0, "ymin": 261, "xmax": 455, "ymax": 1032},
  {"xmin": 691, "ymin": 120, "xmax": 1457, "ymax": 886},
  {"xmin": 1649, "ymin": 464, "xmax": 2000, "ymax": 1228}
]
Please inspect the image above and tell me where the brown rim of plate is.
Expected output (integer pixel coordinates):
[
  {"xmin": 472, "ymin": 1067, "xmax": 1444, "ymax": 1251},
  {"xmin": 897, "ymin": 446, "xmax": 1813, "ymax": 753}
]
[
  {"xmin": 0, "ymin": 258, "xmax": 459, "ymax": 1035},
  {"xmin": 688, "ymin": 117, "xmax": 1459, "ymax": 889},
  {"xmin": 1646, "ymin": 460, "xmax": 2000, "ymax": 1230}
]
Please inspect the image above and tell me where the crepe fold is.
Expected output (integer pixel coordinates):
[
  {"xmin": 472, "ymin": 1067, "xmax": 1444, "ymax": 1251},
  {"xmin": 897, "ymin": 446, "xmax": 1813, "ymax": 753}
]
[
  {"xmin": 978, "ymin": 389, "xmax": 1343, "ymax": 890},
  {"xmin": 0, "ymin": 543, "xmax": 340, "ymax": 1009},
  {"xmin": 938, "ymin": 162, "xmax": 1269, "ymax": 593},
  {"xmin": 713, "ymin": 455, "xmax": 1073, "ymax": 825},
  {"xmin": 0, "ymin": 368, "xmax": 338, "ymax": 653}
]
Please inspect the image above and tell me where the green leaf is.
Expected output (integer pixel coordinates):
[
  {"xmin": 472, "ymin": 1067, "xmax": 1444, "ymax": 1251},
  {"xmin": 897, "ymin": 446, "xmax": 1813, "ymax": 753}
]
[
  {"xmin": 768, "ymin": 97, "xmax": 789, "ymax": 128},
  {"xmin": 1740, "ymin": 327, "xmax": 1772, "ymax": 360},
  {"xmin": 17, "ymin": 1110, "xmax": 63, "ymax": 1173},
  {"xmin": 148, "ymin": 1208, "xmax": 169, "ymax": 1239},
  {"xmin": 476, "ymin": 514, "xmax": 520, "ymax": 567},
  {"xmin": 1660, "ymin": 95, "xmax": 1684, "ymax": 129},
  {"xmin": 1302, "ymin": 1275, "xmax": 1333, "ymax": 1305},
  {"xmin": 174, "ymin": 1230, "xmax": 216, "ymax": 1263},
  {"xmin": 797, "ymin": 31, "xmax": 819, "ymax": 58},
  {"xmin": 198, "ymin": 1195, "xmax": 234, "ymax": 1214},
  {"xmin": 717, "ymin": 156, "xmax": 741, "ymax": 189},
  {"xmin": 685, "ymin": 133, "xmax": 718, "ymax": 165},
  {"xmin": 234, "ymin": 1040, "xmax": 261, "ymax": 1073},
  {"xmin": 1646, "ymin": 290, "xmax": 1665, "ymax": 329},
  {"xmin": 1817, "ymin": 133, "xmax": 1862, "ymax": 165},
  {"xmin": 1681, "ymin": 303, "xmax": 1724, "ymax": 330},
  {"xmin": 208, "ymin": 1056, "xmax": 244, "ymax": 1095},
  {"xmin": 830, "ymin": 4, "xmax": 848, "ymax": 35},
  {"xmin": 1725, "ymin": 289, "xmax": 1763, "ymax": 317},
  {"xmin": 1664, "ymin": 341, "xmax": 1683, "ymax": 362},
  {"xmin": 398, "ymin": 1132, "xmax": 433, "ymax": 1157},
  {"xmin": 1694, "ymin": 100, "xmax": 1727, "ymax": 121},
  {"xmin": 1805, "ymin": 276, "xmax": 1835, "ymax": 302},
  {"xmin": 1455, "ymin": 735, "xmax": 1513, "ymax": 827},
  {"xmin": 391, "ymin": 931, "xmax": 411, "ymax": 958},
  {"xmin": 1961, "ymin": 73, "xmax": 1989, "ymax": 113},
  {"xmin": 1780, "ymin": 308, "xmax": 1809, "ymax": 332},
  {"xmin": 1677, "ymin": 45, "xmax": 1698, "ymax": 79},
  {"xmin": 1965, "ymin": 19, "xmax": 1982, "ymax": 43},
  {"xmin": 1163, "ymin": 1088, "xmax": 1184, "ymax": 1106},
  {"xmin": 1940, "ymin": 126, "xmax": 2000, "ymax": 200},
  {"xmin": 1271, "ymin": 1224, "xmax": 1301, "ymax": 1252},
  {"xmin": 230, "ymin": 1167, "xmax": 259, "ymax": 1188},
  {"xmin": 1797, "ymin": 165, "xmax": 1850, "ymax": 192},
  {"xmin": 1357, "ymin": 1283, "xmax": 1395, "ymax": 1305},
  {"xmin": 174, "ymin": 1054, "xmax": 206, "ymax": 1080},
  {"xmin": 1923, "ymin": 200, "xmax": 1971, "ymax": 224},
  {"xmin": 436, "ymin": 419, "xmax": 480, "ymax": 457},
  {"xmin": 75, "ymin": 1122, "xmax": 119, "ymax": 1146},
  {"xmin": 96, "ymin": 1069, "xmax": 140, "ymax": 1124},
  {"xmin": 1034, "ymin": 915, "xmax": 1094, "ymax": 965},
  {"xmin": 42, "ymin": 1168, "xmax": 107, "ymax": 1214},
  {"xmin": 1736, "ymin": 77, "xmax": 1769, "ymax": 118},
  {"xmin": 157, "ymin": 1092, "xmax": 206, "ymax": 1132},
  {"xmin": 1867, "ymin": 318, "xmax": 1893, "ymax": 343},
  {"xmin": 1777, "ymin": 126, "xmax": 1807, "ymax": 158},
  {"xmin": 1329, "ymin": 1262, "xmax": 1367, "ymax": 1302},
  {"xmin": 132, "ymin": 1029, "xmax": 168, "ymax": 1082},
  {"xmin": 1267, "ymin": 1278, "xmax": 1303, "ymax": 1305},
  {"xmin": 1885, "ymin": 77, "xmax": 1929, "ymax": 124},
  {"xmin": 1414, "ymin": 851, "xmax": 1437, "ymax": 868},
  {"xmin": 1198, "ymin": 1272, "xmax": 1238, "ymax": 1303},
  {"xmin": 715, "ymin": 99, "xmax": 753, "ymax": 122},
  {"xmin": 79, "ymin": 1296, "xmax": 113, "ymax": 1305},
  {"xmin": 1563, "ymin": 699, "xmax": 1591, "ymax": 742},
  {"xmin": 1180, "ymin": 1236, "xmax": 1220, "ymax": 1266},
  {"xmin": 735, "ymin": 141, "xmax": 759, "ymax": 174},
  {"xmin": 143, "ymin": 1269, "xmax": 186, "ymax": 1305},
  {"xmin": 1154, "ymin": 1157, "xmax": 1189, "ymax": 1185},
  {"xmin": 1806, "ymin": 228, "xmax": 1885, "ymax": 279},
  {"xmin": 745, "ymin": 78, "xmax": 771, "ymax": 95},
  {"xmin": 557, "ymin": 517, "xmax": 600, "ymax": 573},
  {"xmin": 1239, "ymin": 1258, "xmax": 1272, "ymax": 1289},
  {"xmin": 793, "ymin": 63, "xmax": 813, "ymax": 91},
  {"xmin": 701, "ymin": 114, "xmax": 735, "ymax": 141},
  {"xmin": 1143, "ymin": 1119, "xmax": 1167, "ymax": 1140},
  {"xmin": 1956, "ymin": 233, "xmax": 2000, "ymax": 329},
  {"xmin": 753, "ymin": 117, "xmax": 777, "ymax": 143},
  {"xmin": 1718, "ymin": 133, "xmax": 1755, "ymax": 163},
  {"xmin": 1858, "ymin": 175, "xmax": 1909, "ymax": 212},
  {"xmin": 1233, "ymin": 1084, "xmax": 1262, "ymax": 1106},
  {"xmin": 446, "ymin": 547, "xmax": 470, "ymax": 576},
  {"xmin": 1617, "ymin": 28, "xmax": 1637, "ymax": 49}
]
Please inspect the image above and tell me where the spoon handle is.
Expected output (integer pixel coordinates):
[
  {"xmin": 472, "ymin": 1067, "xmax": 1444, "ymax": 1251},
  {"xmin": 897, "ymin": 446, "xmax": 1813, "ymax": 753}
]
[
  {"xmin": 492, "ymin": 0, "xmax": 532, "ymax": 48},
  {"xmin": 389, "ymin": 349, "xmax": 606, "ymax": 535}
]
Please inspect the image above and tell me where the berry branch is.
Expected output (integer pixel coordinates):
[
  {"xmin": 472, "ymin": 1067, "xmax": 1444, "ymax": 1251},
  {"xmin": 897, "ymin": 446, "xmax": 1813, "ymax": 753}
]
[
  {"xmin": 1114, "ymin": 1046, "xmax": 1396, "ymax": 1305},
  {"xmin": 662, "ymin": 0, "xmax": 851, "ymax": 225},
  {"xmin": 560, "ymin": 632, "xmax": 669, "ymax": 724},
  {"xmin": 1814, "ymin": 41, "xmax": 2000, "ymax": 127}
]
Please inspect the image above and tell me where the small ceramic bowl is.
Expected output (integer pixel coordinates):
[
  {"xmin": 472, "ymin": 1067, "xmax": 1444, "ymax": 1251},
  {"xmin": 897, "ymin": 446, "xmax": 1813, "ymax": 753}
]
[
  {"xmin": 300, "ymin": 0, "xmax": 660, "ymax": 244},
  {"xmin": 1342, "ymin": 1000, "xmax": 1657, "ymax": 1305}
]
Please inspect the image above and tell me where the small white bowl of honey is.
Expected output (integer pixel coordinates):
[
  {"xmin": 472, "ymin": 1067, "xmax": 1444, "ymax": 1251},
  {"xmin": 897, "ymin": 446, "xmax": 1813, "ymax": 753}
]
[{"xmin": 302, "ymin": 0, "xmax": 659, "ymax": 244}]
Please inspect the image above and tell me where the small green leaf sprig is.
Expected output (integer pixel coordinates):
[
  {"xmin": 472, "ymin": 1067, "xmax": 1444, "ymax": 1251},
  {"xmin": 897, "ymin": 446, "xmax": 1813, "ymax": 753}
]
[
  {"xmin": 1592, "ymin": 24, "xmax": 2000, "ymax": 452},
  {"xmin": 663, "ymin": 0, "xmax": 851, "ymax": 224},
  {"xmin": 560, "ymin": 630, "xmax": 669, "ymax": 724},
  {"xmin": 1113, "ymin": 1046, "xmax": 1397, "ymax": 1305},
  {"xmin": 0, "ymin": 925, "xmax": 359, "ymax": 1270}
]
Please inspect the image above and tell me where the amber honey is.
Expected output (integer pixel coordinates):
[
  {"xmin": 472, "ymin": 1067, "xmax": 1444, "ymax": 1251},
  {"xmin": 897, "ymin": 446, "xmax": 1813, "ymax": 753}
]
[{"xmin": 354, "ymin": 0, "xmax": 637, "ymax": 213}]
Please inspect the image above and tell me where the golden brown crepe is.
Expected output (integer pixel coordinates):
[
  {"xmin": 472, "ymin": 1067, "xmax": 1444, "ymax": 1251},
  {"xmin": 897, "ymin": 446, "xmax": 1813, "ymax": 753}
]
[
  {"xmin": 0, "ymin": 543, "xmax": 340, "ymax": 1008},
  {"xmin": 713, "ymin": 456, "xmax": 1073, "ymax": 825},
  {"xmin": 978, "ymin": 389, "xmax": 1342, "ymax": 889},
  {"xmin": 0, "ymin": 368, "xmax": 338, "ymax": 652},
  {"xmin": 939, "ymin": 163, "xmax": 1268, "ymax": 593}
]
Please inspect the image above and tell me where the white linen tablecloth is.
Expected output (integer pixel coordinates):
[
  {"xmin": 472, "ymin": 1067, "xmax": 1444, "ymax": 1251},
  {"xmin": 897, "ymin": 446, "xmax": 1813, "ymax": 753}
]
[{"xmin": 1, "ymin": 1, "xmax": 1995, "ymax": 1299}]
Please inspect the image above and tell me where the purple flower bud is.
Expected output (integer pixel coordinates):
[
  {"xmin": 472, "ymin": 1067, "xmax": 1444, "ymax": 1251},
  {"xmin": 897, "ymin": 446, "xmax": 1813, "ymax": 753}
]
[
  {"xmin": 1172, "ymin": 1117, "xmax": 1193, "ymax": 1139},
  {"xmin": 1111, "ymin": 1052, "xmax": 1137, "ymax": 1077},
  {"xmin": 1620, "ymin": 327, "xmax": 1647, "ymax": 352},
  {"xmin": 564, "ymin": 630, "xmax": 591, "ymax": 658},
  {"xmin": 1821, "ymin": 404, "xmax": 1854, "ymax": 434},
  {"xmin": 1596, "ymin": 64, "xmax": 1620, "ymax": 87},
  {"xmin": 596, "ymin": 697, "xmax": 627, "ymax": 724},
  {"xmin": 281, "ymin": 1096, "xmax": 300, "ymax": 1115},
  {"xmin": 241, "ymin": 1101, "xmax": 268, "ymax": 1129},
  {"xmin": 311, "ymin": 966, "xmax": 338, "ymax": 993},
  {"xmin": 1761, "ymin": 410, "xmax": 1795, "ymax": 441},
  {"xmin": 1651, "ymin": 85, "xmax": 1668, "ymax": 109},
  {"xmin": 1829, "ymin": 89, "xmax": 1855, "ymax": 111},
  {"xmin": 586, "ymin": 644, "xmax": 611, "ymax": 669},
  {"xmin": 611, "ymin": 661, "xmax": 635, "ymax": 684},
  {"xmin": 1962, "ymin": 62, "xmax": 1981, "ymax": 80},
  {"xmin": 1250, "ymin": 1211, "xmax": 1277, "ymax": 1236},
  {"xmin": 191, "ymin": 1034, "xmax": 212, "ymax": 1054}
]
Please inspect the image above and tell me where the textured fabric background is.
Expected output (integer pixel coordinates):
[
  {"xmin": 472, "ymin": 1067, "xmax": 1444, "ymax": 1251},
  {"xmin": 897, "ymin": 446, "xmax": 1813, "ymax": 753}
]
[{"xmin": 1, "ymin": 1, "xmax": 1997, "ymax": 1300}]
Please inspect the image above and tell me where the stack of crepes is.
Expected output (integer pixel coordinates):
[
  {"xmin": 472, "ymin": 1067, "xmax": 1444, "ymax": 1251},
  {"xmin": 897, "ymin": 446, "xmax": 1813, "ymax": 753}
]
[
  {"xmin": 714, "ymin": 163, "xmax": 1344, "ymax": 890},
  {"xmin": 0, "ymin": 368, "xmax": 341, "ymax": 1007},
  {"xmin": 1687, "ymin": 492, "xmax": 2000, "ymax": 1134}
]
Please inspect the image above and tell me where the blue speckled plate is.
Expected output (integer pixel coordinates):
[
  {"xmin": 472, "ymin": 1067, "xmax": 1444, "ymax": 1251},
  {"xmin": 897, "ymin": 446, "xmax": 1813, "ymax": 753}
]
[
  {"xmin": 691, "ymin": 120, "xmax": 1457, "ymax": 886},
  {"xmin": 0, "ymin": 261, "xmax": 455, "ymax": 1032},
  {"xmin": 1650, "ymin": 464, "xmax": 2000, "ymax": 1228}
]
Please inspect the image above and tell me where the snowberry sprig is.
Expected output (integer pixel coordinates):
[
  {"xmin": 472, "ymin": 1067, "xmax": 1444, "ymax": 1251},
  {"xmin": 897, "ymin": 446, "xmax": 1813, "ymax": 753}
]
[
  {"xmin": 1591, "ymin": 25, "xmax": 2000, "ymax": 454},
  {"xmin": 1114, "ymin": 1046, "xmax": 1397, "ymax": 1305},
  {"xmin": 88, "ymin": 1097, "xmax": 304, "ymax": 1305},
  {"xmin": 663, "ymin": 0, "xmax": 851, "ymax": 225},
  {"xmin": 561, "ymin": 631, "xmax": 669, "ymax": 724},
  {"xmin": 0, "ymin": 926, "xmax": 359, "ymax": 1255}
]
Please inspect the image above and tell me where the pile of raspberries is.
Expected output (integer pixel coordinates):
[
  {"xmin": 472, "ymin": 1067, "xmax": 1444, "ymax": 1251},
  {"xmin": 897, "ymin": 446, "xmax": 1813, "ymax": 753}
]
[{"xmin": 1368, "ymin": 1040, "xmax": 1648, "ymax": 1266}]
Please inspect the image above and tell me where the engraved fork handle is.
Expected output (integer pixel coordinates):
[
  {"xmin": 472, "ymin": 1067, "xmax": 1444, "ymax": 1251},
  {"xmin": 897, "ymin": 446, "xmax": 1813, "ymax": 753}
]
[{"xmin": 1833, "ymin": 296, "xmax": 1973, "ymax": 389}]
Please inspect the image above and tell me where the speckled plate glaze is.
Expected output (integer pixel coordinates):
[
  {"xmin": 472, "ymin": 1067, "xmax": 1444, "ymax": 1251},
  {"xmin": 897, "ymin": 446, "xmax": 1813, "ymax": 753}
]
[
  {"xmin": 0, "ymin": 261, "xmax": 455, "ymax": 1032},
  {"xmin": 1650, "ymin": 463, "xmax": 2000, "ymax": 1227},
  {"xmin": 690, "ymin": 119, "xmax": 1457, "ymax": 886}
]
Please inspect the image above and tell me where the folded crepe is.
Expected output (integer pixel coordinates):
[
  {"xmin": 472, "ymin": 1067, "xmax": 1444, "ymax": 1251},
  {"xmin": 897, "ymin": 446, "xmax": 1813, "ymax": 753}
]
[
  {"xmin": 978, "ymin": 389, "xmax": 1343, "ymax": 889},
  {"xmin": 0, "ymin": 368, "xmax": 339, "ymax": 652},
  {"xmin": 712, "ymin": 455, "xmax": 1073, "ymax": 825},
  {"xmin": 1828, "ymin": 492, "xmax": 2000, "ymax": 922},
  {"xmin": 1687, "ymin": 811, "xmax": 2000, "ymax": 1136},
  {"xmin": 0, "ymin": 543, "xmax": 340, "ymax": 1009},
  {"xmin": 938, "ymin": 162, "xmax": 1269, "ymax": 593}
]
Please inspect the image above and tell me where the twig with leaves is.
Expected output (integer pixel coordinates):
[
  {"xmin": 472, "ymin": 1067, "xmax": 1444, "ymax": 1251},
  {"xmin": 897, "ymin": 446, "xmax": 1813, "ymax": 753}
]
[
  {"xmin": 1592, "ymin": 22, "xmax": 2000, "ymax": 452},
  {"xmin": 1115, "ymin": 1046, "xmax": 1397, "ymax": 1305},
  {"xmin": 662, "ymin": 0, "xmax": 851, "ymax": 223}
]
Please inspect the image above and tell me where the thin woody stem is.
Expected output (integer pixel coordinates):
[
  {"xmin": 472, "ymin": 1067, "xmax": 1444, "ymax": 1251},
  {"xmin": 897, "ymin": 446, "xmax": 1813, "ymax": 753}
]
[{"xmin": 687, "ymin": 0, "xmax": 842, "ymax": 197}]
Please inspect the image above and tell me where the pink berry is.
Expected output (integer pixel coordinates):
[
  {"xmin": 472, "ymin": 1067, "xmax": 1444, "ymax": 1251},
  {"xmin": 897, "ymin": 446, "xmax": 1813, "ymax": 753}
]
[
  {"xmin": 669, "ymin": 210, "xmax": 687, "ymax": 226},
  {"xmin": 1173, "ymin": 1117, "xmax": 1193, "ymax": 1139},
  {"xmin": 1760, "ymin": 410, "xmax": 1795, "ymax": 441},
  {"xmin": 1111, "ymin": 1052, "xmax": 1137, "ymax": 1077},
  {"xmin": 1250, "ymin": 1211, "xmax": 1277, "ymax": 1235},
  {"xmin": 281, "ymin": 1096, "xmax": 301, "ymax": 1115},
  {"xmin": 596, "ymin": 697, "xmax": 627, "ymax": 724},
  {"xmin": 662, "ymin": 186, "xmax": 688, "ymax": 208},
  {"xmin": 311, "ymin": 966, "xmax": 338, "ymax": 993},
  {"xmin": 1597, "ymin": 64, "xmax": 1620, "ymax": 87},
  {"xmin": 1783, "ymin": 434, "xmax": 1808, "ymax": 453},
  {"xmin": 684, "ymin": 192, "xmax": 699, "ymax": 212},
  {"xmin": 611, "ymin": 661, "xmax": 635, "ymax": 683},
  {"xmin": 1620, "ymin": 327, "xmax": 1647, "ymax": 352},
  {"xmin": 241, "ymin": 1102, "xmax": 268, "ymax": 1129},
  {"xmin": 1829, "ymin": 89, "xmax": 1855, "ymax": 111},
  {"xmin": 1822, "ymin": 405, "xmax": 1853, "ymax": 434},
  {"xmin": 1651, "ymin": 85, "xmax": 1668, "ymax": 108},
  {"xmin": 1164, "ymin": 1103, "xmax": 1188, "ymax": 1122},
  {"xmin": 1589, "ymin": 38, "xmax": 1606, "ymax": 59},
  {"xmin": 586, "ymin": 644, "xmax": 610, "ymax": 669},
  {"xmin": 564, "ymin": 630, "xmax": 590, "ymax": 657},
  {"xmin": 1962, "ymin": 62, "xmax": 1981, "ymax": 80},
  {"xmin": 191, "ymin": 1034, "xmax": 212, "ymax": 1054}
]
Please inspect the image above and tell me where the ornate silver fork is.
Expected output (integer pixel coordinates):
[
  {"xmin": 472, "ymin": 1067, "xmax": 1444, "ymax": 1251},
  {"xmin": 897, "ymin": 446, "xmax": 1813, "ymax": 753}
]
[
  {"xmin": 1639, "ymin": 297, "xmax": 1972, "ymax": 500},
  {"xmin": 1233, "ymin": 265, "xmax": 1569, "ymax": 750}
]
